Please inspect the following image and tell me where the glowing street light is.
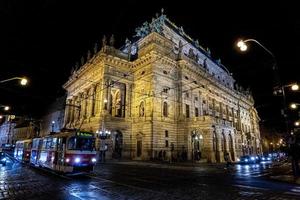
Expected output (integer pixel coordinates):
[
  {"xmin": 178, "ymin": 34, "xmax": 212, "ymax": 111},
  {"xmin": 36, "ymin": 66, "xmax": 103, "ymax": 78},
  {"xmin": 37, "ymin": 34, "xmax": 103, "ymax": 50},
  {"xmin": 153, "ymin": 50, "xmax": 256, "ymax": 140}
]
[
  {"xmin": 20, "ymin": 78, "xmax": 28, "ymax": 86},
  {"xmin": 237, "ymin": 40, "xmax": 248, "ymax": 51},
  {"xmin": 0, "ymin": 77, "xmax": 28, "ymax": 86},
  {"xmin": 0, "ymin": 105, "xmax": 10, "ymax": 111},
  {"xmin": 290, "ymin": 103, "xmax": 300, "ymax": 109},
  {"xmin": 291, "ymin": 84, "xmax": 299, "ymax": 91},
  {"xmin": 295, "ymin": 121, "xmax": 300, "ymax": 126}
]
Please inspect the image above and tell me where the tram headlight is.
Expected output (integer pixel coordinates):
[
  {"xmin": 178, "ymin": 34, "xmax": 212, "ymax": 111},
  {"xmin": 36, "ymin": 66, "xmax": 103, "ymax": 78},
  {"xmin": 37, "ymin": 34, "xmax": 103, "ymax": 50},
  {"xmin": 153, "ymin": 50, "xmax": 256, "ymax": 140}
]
[
  {"xmin": 75, "ymin": 157, "xmax": 81, "ymax": 163},
  {"xmin": 91, "ymin": 158, "xmax": 97, "ymax": 163},
  {"xmin": 65, "ymin": 158, "xmax": 70, "ymax": 163}
]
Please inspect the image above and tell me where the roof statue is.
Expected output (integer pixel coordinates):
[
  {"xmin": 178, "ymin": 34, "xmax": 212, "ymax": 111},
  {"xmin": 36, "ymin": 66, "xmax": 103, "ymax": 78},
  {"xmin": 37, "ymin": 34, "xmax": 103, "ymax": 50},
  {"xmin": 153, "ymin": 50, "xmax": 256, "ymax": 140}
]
[
  {"xmin": 179, "ymin": 26, "xmax": 185, "ymax": 36},
  {"xmin": 206, "ymin": 48, "xmax": 211, "ymax": 56},
  {"xmin": 109, "ymin": 34, "xmax": 115, "ymax": 47},
  {"xmin": 74, "ymin": 62, "xmax": 79, "ymax": 70},
  {"xmin": 195, "ymin": 40, "xmax": 200, "ymax": 48},
  {"xmin": 80, "ymin": 56, "xmax": 85, "ymax": 65},
  {"xmin": 216, "ymin": 58, "xmax": 221, "ymax": 65},
  {"xmin": 87, "ymin": 50, "xmax": 91, "ymax": 60},
  {"xmin": 135, "ymin": 11, "xmax": 166, "ymax": 38},
  {"xmin": 135, "ymin": 22, "xmax": 150, "ymax": 38},
  {"xmin": 93, "ymin": 43, "xmax": 98, "ymax": 54},
  {"xmin": 102, "ymin": 35, "xmax": 107, "ymax": 47},
  {"xmin": 125, "ymin": 38, "xmax": 132, "ymax": 60}
]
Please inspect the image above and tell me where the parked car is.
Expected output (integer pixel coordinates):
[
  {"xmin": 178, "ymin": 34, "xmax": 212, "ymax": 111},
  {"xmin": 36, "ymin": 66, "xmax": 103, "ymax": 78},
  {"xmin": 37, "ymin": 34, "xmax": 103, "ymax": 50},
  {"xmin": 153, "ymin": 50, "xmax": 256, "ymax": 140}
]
[
  {"xmin": 0, "ymin": 151, "xmax": 7, "ymax": 166},
  {"xmin": 237, "ymin": 155, "xmax": 257, "ymax": 164},
  {"xmin": 257, "ymin": 154, "xmax": 272, "ymax": 163}
]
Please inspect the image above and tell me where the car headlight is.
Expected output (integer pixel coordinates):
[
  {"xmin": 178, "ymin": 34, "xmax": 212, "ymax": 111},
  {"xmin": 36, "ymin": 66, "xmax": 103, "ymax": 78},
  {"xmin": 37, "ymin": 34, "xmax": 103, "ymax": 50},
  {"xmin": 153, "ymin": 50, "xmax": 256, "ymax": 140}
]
[
  {"xmin": 245, "ymin": 159, "xmax": 248, "ymax": 162},
  {"xmin": 75, "ymin": 157, "xmax": 80, "ymax": 163},
  {"xmin": 1, "ymin": 158, "xmax": 6, "ymax": 162},
  {"xmin": 267, "ymin": 157, "xmax": 271, "ymax": 161},
  {"xmin": 91, "ymin": 158, "xmax": 97, "ymax": 163},
  {"xmin": 251, "ymin": 157, "xmax": 255, "ymax": 161},
  {"xmin": 262, "ymin": 157, "xmax": 265, "ymax": 160}
]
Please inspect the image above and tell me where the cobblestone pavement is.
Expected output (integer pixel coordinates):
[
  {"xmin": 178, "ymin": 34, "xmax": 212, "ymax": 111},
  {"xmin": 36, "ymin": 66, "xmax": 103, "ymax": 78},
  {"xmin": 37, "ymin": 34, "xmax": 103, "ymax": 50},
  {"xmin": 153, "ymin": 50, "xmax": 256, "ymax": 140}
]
[{"xmin": 1, "ymin": 157, "xmax": 300, "ymax": 199}]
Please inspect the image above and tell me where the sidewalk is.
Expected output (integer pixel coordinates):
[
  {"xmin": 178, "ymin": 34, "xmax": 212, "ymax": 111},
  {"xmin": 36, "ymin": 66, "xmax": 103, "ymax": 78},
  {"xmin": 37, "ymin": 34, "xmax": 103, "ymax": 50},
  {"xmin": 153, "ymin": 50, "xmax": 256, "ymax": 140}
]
[{"xmin": 268, "ymin": 161, "xmax": 300, "ymax": 185}]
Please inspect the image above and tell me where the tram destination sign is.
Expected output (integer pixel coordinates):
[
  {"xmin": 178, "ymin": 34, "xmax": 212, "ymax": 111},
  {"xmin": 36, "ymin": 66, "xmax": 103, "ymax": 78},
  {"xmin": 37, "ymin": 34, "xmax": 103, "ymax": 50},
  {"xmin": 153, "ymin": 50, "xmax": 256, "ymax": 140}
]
[{"xmin": 76, "ymin": 131, "xmax": 94, "ymax": 137}]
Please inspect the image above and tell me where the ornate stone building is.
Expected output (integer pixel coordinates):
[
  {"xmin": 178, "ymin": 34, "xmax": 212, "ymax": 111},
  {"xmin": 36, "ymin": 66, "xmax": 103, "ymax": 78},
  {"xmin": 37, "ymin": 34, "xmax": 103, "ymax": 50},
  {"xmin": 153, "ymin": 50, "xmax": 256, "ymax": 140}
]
[{"xmin": 63, "ymin": 11, "xmax": 261, "ymax": 162}]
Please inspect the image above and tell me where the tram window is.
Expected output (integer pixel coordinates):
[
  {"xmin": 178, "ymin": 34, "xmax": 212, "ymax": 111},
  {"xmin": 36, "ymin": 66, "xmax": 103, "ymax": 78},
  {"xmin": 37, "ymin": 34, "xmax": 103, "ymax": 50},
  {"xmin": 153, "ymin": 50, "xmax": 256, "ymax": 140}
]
[
  {"xmin": 67, "ymin": 137, "xmax": 94, "ymax": 151},
  {"xmin": 51, "ymin": 138, "xmax": 57, "ymax": 149}
]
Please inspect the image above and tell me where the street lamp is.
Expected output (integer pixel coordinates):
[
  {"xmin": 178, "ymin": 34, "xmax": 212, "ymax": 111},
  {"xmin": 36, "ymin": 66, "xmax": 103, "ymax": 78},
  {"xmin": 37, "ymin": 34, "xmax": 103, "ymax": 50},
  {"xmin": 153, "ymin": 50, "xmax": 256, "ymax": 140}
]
[
  {"xmin": 236, "ymin": 38, "xmax": 294, "ymax": 134},
  {"xmin": 290, "ymin": 103, "xmax": 300, "ymax": 110},
  {"xmin": 291, "ymin": 84, "xmax": 299, "ymax": 91},
  {"xmin": 0, "ymin": 77, "xmax": 28, "ymax": 86},
  {"xmin": 0, "ymin": 105, "xmax": 10, "ymax": 111}
]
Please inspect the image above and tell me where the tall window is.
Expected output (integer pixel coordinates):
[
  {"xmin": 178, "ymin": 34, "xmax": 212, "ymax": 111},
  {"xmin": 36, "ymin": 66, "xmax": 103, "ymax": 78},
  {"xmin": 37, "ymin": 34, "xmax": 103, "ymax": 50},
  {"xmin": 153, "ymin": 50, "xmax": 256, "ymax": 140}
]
[
  {"xmin": 163, "ymin": 102, "xmax": 168, "ymax": 117},
  {"xmin": 91, "ymin": 86, "xmax": 96, "ymax": 116},
  {"xmin": 165, "ymin": 130, "xmax": 168, "ymax": 137},
  {"xmin": 213, "ymin": 131, "xmax": 217, "ymax": 151},
  {"xmin": 186, "ymin": 104, "xmax": 190, "ymax": 118},
  {"xmin": 139, "ymin": 101, "xmax": 145, "ymax": 117},
  {"xmin": 195, "ymin": 107, "xmax": 199, "ymax": 117}
]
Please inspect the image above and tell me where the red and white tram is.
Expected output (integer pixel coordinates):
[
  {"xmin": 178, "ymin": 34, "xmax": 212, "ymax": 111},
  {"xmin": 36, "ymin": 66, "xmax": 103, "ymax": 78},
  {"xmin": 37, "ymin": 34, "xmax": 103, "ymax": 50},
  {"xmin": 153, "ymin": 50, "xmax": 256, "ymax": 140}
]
[
  {"xmin": 14, "ymin": 139, "xmax": 32, "ymax": 162},
  {"xmin": 30, "ymin": 130, "xmax": 97, "ymax": 173}
]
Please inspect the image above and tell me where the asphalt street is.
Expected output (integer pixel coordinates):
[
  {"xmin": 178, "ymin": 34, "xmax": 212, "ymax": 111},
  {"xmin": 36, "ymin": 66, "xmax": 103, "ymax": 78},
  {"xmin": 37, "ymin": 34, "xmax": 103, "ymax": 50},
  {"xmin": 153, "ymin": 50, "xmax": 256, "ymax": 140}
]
[{"xmin": 1, "ymin": 156, "xmax": 300, "ymax": 199}]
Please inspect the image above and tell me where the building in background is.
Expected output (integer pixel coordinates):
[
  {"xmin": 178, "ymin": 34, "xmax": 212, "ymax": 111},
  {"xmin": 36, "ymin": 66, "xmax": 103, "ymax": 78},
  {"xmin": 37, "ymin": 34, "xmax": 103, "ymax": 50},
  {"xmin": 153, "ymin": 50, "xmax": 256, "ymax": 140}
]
[
  {"xmin": 0, "ymin": 115, "xmax": 17, "ymax": 146},
  {"xmin": 63, "ymin": 11, "xmax": 261, "ymax": 162},
  {"xmin": 13, "ymin": 120, "xmax": 36, "ymax": 142},
  {"xmin": 40, "ymin": 96, "xmax": 66, "ymax": 136}
]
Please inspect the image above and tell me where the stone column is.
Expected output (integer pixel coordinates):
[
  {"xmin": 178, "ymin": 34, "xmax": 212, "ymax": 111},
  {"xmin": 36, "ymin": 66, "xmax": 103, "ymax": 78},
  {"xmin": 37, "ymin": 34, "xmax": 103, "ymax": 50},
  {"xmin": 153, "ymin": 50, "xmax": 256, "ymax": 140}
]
[
  {"xmin": 69, "ymin": 98, "xmax": 75, "ymax": 124},
  {"xmin": 125, "ymin": 83, "xmax": 131, "ymax": 118},
  {"xmin": 90, "ymin": 84, "xmax": 97, "ymax": 117},
  {"xmin": 94, "ymin": 81, "xmax": 102, "ymax": 117},
  {"xmin": 107, "ymin": 79, "xmax": 112, "ymax": 114}
]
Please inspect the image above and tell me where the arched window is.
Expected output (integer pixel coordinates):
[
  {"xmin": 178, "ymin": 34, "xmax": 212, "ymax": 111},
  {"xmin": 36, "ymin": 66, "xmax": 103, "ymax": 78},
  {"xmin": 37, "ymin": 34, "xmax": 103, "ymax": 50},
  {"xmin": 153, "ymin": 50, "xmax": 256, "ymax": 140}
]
[
  {"xmin": 213, "ymin": 131, "xmax": 217, "ymax": 152},
  {"xmin": 163, "ymin": 102, "xmax": 168, "ymax": 117},
  {"xmin": 139, "ymin": 101, "xmax": 145, "ymax": 117}
]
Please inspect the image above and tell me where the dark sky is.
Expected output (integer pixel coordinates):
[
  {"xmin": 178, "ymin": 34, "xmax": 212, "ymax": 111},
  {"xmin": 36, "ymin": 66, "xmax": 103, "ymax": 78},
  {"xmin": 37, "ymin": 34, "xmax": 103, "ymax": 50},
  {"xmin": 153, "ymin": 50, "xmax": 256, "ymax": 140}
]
[{"xmin": 0, "ymin": 1, "xmax": 299, "ymax": 131}]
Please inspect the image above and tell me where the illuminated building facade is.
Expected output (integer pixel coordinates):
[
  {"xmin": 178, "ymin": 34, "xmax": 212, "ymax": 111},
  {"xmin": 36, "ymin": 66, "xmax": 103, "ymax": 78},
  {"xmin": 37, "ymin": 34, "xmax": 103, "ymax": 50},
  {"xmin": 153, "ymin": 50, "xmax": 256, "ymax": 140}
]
[{"xmin": 63, "ymin": 11, "xmax": 261, "ymax": 162}]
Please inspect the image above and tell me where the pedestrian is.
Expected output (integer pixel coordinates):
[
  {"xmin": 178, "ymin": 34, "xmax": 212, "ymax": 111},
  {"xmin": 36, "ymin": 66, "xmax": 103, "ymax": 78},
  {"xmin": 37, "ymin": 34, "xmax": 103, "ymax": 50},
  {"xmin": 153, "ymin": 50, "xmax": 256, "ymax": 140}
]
[{"xmin": 224, "ymin": 152, "xmax": 231, "ymax": 169}]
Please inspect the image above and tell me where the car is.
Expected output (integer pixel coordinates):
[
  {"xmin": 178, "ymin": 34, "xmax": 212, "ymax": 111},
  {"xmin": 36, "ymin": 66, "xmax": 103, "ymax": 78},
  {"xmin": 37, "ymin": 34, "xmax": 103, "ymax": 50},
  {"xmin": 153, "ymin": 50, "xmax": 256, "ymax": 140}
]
[
  {"xmin": 0, "ymin": 151, "xmax": 7, "ymax": 166},
  {"xmin": 237, "ymin": 155, "xmax": 257, "ymax": 164},
  {"xmin": 258, "ymin": 154, "xmax": 272, "ymax": 162}
]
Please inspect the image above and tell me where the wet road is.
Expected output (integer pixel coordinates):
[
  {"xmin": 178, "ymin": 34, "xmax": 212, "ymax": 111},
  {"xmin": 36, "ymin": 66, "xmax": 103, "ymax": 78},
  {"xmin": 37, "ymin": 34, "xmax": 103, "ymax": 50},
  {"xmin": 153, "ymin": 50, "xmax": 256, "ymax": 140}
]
[{"xmin": 1, "ymin": 157, "xmax": 300, "ymax": 199}]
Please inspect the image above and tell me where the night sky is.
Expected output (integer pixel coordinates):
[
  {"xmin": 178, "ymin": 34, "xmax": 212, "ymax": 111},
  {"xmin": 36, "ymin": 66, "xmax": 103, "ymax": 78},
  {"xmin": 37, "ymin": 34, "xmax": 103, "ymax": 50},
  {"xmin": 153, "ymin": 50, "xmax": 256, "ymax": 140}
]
[{"xmin": 0, "ymin": 1, "xmax": 299, "ymax": 131}]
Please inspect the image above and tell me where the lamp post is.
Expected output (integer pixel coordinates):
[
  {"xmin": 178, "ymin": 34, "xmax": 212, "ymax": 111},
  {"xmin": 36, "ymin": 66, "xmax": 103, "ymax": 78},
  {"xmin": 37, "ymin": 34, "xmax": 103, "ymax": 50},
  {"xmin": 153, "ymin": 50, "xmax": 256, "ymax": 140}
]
[
  {"xmin": 236, "ymin": 39, "xmax": 298, "ymax": 135},
  {"xmin": 0, "ymin": 77, "xmax": 28, "ymax": 86},
  {"xmin": 96, "ymin": 119, "xmax": 111, "ymax": 163},
  {"xmin": 237, "ymin": 38, "xmax": 300, "ymax": 176},
  {"xmin": 0, "ymin": 105, "xmax": 10, "ymax": 111}
]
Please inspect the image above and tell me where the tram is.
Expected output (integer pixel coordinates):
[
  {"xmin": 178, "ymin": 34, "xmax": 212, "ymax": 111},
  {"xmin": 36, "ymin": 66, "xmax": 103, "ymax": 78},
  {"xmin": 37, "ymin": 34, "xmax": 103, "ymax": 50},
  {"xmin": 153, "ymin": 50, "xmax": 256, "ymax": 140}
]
[
  {"xmin": 30, "ymin": 130, "xmax": 97, "ymax": 173},
  {"xmin": 14, "ymin": 139, "xmax": 32, "ymax": 162}
]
